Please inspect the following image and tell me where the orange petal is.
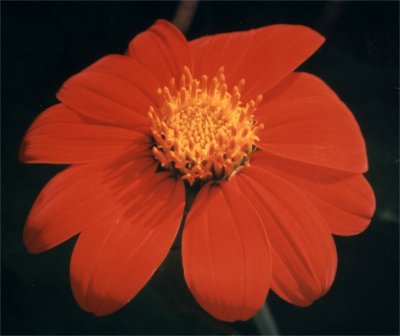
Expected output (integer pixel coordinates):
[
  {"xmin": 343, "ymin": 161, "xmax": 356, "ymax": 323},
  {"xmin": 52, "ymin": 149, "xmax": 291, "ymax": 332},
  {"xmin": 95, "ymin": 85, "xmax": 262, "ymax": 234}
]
[
  {"xmin": 70, "ymin": 172, "xmax": 184, "ymax": 316},
  {"xmin": 182, "ymin": 181, "xmax": 272, "ymax": 322},
  {"xmin": 251, "ymin": 152, "xmax": 376, "ymax": 236},
  {"xmin": 189, "ymin": 24, "xmax": 324, "ymax": 101},
  {"xmin": 19, "ymin": 104, "xmax": 149, "ymax": 164},
  {"xmin": 23, "ymin": 149, "xmax": 157, "ymax": 254},
  {"xmin": 233, "ymin": 166, "xmax": 337, "ymax": 307},
  {"xmin": 128, "ymin": 19, "xmax": 192, "ymax": 86},
  {"xmin": 57, "ymin": 55, "xmax": 158, "ymax": 133},
  {"xmin": 257, "ymin": 72, "xmax": 368, "ymax": 173}
]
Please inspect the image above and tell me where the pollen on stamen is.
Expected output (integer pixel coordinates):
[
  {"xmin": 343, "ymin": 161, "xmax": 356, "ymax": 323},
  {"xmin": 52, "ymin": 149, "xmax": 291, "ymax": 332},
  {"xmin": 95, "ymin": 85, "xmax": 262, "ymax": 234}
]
[{"xmin": 148, "ymin": 66, "xmax": 264, "ymax": 185}]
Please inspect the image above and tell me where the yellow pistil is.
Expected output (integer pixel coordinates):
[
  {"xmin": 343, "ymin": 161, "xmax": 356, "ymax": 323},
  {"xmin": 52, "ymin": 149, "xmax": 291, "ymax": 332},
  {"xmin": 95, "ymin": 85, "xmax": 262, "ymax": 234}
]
[{"xmin": 149, "ymin": 66, "xmax": 264, "ymax": 185}]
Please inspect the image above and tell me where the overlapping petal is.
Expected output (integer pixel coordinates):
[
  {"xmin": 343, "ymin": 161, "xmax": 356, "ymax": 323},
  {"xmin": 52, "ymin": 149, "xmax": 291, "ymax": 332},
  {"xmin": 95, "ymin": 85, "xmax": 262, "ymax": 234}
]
[
  {"xmin": 256, "ymin": 72, "xmax": 368, "ymax": 173},
  {"xmin": 20, "ymin": 104, "xmax": 148, "ymax": 164},
  {"xmin": 251, "ymin": 152, "xmax": 375, "ymax": 235},
  {"xmin": 190, "ymin": 24, "xmax": 324, "ymax": 101},
  {"xmin": 57, "ymin": 55, "xmax": 159, "ymax": 133},
  {"xmin": 70, "ymin": 166, "xmax": 184, "ymax": 316},
  {"xmin": 25, "ymin": 145, "xmax": 185, "ymax": 316},
  {"xmin": 128, "ymin": 19, "xmax": 192, "ymax": 86},
  {"xmin": 233, "ymin": 166, "xmax": 337, "ymax": 307},
  {"xmin": 182, "ymin": 181, "xmax": 271, "ymax": 322}
]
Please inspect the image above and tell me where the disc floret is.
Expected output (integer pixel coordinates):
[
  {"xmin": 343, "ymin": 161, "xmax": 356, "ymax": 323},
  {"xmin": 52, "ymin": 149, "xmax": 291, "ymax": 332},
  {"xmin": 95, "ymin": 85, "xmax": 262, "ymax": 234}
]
[{"xmin": 149, "ymin": 66, "xmax": 263, "ymax": 185}]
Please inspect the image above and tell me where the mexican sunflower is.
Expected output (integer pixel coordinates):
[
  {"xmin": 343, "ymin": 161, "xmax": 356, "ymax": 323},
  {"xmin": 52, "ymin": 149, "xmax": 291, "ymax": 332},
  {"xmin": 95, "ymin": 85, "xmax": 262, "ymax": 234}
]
[{"xmin": 20, "ymin": 20, "xmax": 375, "ymax": 322}]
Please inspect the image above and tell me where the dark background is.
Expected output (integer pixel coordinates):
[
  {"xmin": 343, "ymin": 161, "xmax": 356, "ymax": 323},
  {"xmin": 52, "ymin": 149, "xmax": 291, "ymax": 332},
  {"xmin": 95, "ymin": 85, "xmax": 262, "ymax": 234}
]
[{"xmin": 2, "ymin": 1, "xmax": 399, "ymax": 335}]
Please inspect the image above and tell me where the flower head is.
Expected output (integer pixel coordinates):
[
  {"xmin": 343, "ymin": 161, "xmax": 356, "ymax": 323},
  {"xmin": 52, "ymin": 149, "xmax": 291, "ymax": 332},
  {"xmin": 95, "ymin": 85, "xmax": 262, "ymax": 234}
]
[
  {"xmin": 149, "ymin": 65, "xmax": 263, "ymax": 184},
  {"xmin": 20, "ymin": 20, "xmax": 375, "ymax": 322}
]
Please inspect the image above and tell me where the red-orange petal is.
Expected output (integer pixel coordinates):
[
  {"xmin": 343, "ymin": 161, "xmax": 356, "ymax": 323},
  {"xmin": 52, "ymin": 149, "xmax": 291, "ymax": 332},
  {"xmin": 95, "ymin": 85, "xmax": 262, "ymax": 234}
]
[
  {"xmin": 182, "ymin": 181, "xmax": 272, "ymax": 322},
  {"xmin": 257, "ymin": 72, "xmax": 368, "ymax": 173},
  {"xmin": 233, "ymin": 166, "xmax": 337, "ymax": 307},
  {"xmin": 19, "ymin": 104, "xmax": 149, "ymax": 164},
  {"xmin": 127, "ymin": 19, "xmax": 192, "ymax": 86},
  {"xmin": 189, "ymin": 24, "xmax": 324, "ymax": 102},
  {"xmin": 70, "ymin": 172, "xmax": 184, "ymax": 316},
  {"xmin": 57, "ymin": 55, "xmax": 158, "ymax": 133},
  {"xmin": 23, "ymin": 149, "xmax": 156, "ymax": 254},
  {"xmin": 251, "ymin": 152, "xmax": 376, "ymax": 236}
]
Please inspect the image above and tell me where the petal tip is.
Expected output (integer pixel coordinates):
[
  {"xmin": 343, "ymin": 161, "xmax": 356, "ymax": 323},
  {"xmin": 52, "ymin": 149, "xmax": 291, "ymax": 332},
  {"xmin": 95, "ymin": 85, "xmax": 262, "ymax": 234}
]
[
  {"xmin": 23, "ymin": 235, "xmax": 44, "ymax": 254},
  {"xmin": 18, "ymin": 140, "xmax": 28, "ymax": 163},
  {"xmin": 294, "ymin": 23, "xmax": 326, "ymax": 47},
  {"xmin": 23, "ymin": 225, "xmax": 48, "ymax": 254}
]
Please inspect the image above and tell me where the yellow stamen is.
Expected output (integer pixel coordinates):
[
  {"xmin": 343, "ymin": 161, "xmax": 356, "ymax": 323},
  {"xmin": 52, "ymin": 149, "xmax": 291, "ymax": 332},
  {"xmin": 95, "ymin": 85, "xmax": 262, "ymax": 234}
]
[{"xmin": 149, "ymin": 66, "xmax": 263, "ymax": 185}]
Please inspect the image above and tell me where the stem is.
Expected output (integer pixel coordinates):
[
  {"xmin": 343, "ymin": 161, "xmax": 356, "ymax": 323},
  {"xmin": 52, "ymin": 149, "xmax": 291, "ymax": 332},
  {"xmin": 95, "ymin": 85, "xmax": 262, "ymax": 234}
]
[
  {"xmin": 173, "ymin": 0, "xmax": 198, "ymax": 34},
  {"xmin": 253, "ymin": 303, "xmax": 279, "ymax": 335}
]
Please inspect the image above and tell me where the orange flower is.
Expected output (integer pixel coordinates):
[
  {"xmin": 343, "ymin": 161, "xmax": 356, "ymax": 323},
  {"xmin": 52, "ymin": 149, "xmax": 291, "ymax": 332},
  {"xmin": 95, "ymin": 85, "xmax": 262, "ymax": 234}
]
[{"xmin": 20, "ymin": 20, "xmax": 375, "ymax": 322}]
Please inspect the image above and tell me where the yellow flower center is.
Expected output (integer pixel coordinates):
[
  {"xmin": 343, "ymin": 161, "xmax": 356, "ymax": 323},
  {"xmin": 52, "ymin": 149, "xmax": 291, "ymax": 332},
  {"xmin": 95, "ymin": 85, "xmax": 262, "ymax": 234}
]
[{"xmin": 149, "ymin": 66, "xmax": 263, "ymax": 185}]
